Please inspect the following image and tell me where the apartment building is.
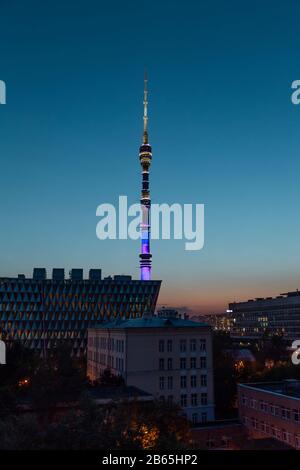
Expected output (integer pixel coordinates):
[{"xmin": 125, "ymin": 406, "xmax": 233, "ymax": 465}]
[
  {"xmin": 87, "ymin": 314, "xmax": 215, "ymax": 423},
  {"xmin": 238, "ymin": 380, "xmax": 300, "ymax": 449}
]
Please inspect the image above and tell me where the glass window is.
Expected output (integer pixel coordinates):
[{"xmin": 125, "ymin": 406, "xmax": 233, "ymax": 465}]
[
  {"xmin": 159, "ymin": 340, "xmax": 164, "ymax": 353},
  {"xmin": 180, "ymin": 357, "xmax": 186, "ymax": 369},
  {"xmin": 159, "ymin": 358, "xmax": 164, "ymax": 370},
  {"xmin": 167, "ymin": 339, "xmax": 172, "ymax": 352},
  {"xmin": 180, "ymin": 375, "xmax": 187, "ymax": 388},
  {"xmin": 200, "ymin": 357, "xmax": 207, "ymax": 369},
  {"xmin": 191, "ymin": 393, "xmax": 198, "ymax": 406},
  {"xmin": 201, "ymin": 374, "xmax": 207, "ymax": 387},
  {"xmin": 190, "ymin": 357, "xmax": 196, "ymax": 369},
  {"xmin": 159, "ymin": 376, "xmax": 165, "ymax": 390},
  {"xmin": 201, "ymin": 392, "xmax": 208, "ymax": 406},
  {"xmin": 167, "ymin": 358, "xmax": 173, "ymax": 370},
  {"xmin": 190, "ymin": 339, "xmax": 196, "ymax": 352},
  {"xmin": 180, "ymin": 394, "xmax": 187, "ymax": 407},
  {"xmin": 180, "ymin": 339, "xmax": 187, "ymax": 352},
  {"xmin": 191, "ymin": 375, "xmax": 197, "ymax": 388}
]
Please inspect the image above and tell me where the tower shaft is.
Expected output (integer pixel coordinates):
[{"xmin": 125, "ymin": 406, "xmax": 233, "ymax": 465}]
[{"xmin": 139, "ymin": 75, "xmax": 152, "ymax": 280}]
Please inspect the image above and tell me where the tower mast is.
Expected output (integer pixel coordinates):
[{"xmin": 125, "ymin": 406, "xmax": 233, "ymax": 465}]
[{"xmin": 139, "ymin": 73, "xmax": 152, "ymax": 280}]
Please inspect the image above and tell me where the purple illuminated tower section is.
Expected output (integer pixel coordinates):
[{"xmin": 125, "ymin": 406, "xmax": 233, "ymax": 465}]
[{"xmin": 139, "ymin": 74, "xmax": 152, "ymax": 281}]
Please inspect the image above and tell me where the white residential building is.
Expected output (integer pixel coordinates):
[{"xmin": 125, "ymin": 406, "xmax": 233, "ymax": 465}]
[{"xmin": 87, "ymin": 315, "xmax": 215, "ymax": 423}]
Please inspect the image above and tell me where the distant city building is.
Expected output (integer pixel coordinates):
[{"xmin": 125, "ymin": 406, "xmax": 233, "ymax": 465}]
[
  {"xmin": 157, "ymin": 308, "xmax": 189, "ymax": 320},
  {"xmin": 157, "ymin": 308, "xmax": 179, "ymax": 318},
  {"xmin": 228, "ymin": 290, "xmax": 300, "ymax": 340},
  {"xmin": 202, "ymin": 314, "xmax": 235, "ymax": 332},
  {"xmin": 238, "ymin": 380, "xmax": 300, "ymax": 449},
  {"xmin": 87, "ymin": 316, "xmax": 215, "ymax": 424},
  {"xmin": 0, "ymin": 268, "xmax": 161, "ymax": 355}
]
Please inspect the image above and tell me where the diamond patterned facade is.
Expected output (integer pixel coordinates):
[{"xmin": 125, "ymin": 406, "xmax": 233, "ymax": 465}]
[{"xmin": 0, "ymin": 270, "xmax": 161, "ymax": 355}]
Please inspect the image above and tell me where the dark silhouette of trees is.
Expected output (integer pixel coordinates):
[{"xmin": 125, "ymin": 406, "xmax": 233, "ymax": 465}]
[
  {"xmin": 97, "ymin": 367, "xmax": 125, "ymax": 387},
  {"xmin": 0, "ymin": 398, "xmax": 191, "ymax": 450}
]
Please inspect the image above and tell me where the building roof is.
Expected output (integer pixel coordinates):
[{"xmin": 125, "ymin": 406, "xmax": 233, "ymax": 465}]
[
  {"xmin": 238, "ymin": 380, "xmax": 300, "ymax": 400},
  {"xmin": 93, "ymin": 316, "xmax": 210, "ymax": 330},
  {"xmin": 242, "ymin": 438, "xmax": 293, "ymax": 450}
]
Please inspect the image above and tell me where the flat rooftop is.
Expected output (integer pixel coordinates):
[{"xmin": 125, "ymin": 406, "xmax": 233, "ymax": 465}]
[
  {"xmin": 230, "ymin": 290, "xmax": 300, "ymax": 307},
  {"xmin": 239, "ymin": 380, "xmax": 300, "ymax": 400},
  {"xmin": 93, "ymin": 316, "xmax": 210, "ymax": 330}
]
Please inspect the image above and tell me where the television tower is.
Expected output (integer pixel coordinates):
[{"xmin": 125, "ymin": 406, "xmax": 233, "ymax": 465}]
[{"xmin": 139, "ymin": 73, "xmax": 152, "ymax": 281}]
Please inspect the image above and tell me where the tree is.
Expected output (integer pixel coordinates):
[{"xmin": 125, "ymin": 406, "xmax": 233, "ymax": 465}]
[{"xmin": 98, "ymin": 367, "xmax": 125, "ymax": 387}]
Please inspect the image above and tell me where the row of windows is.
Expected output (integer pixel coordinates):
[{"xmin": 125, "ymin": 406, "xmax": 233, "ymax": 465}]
[
  {"xmin": 244, "ymin": 416, "xmax": 300, "ymax": 448},
  {"xmin": 160, "ymin": 357, "xmax": 207, "ymax": 370},
  {"xmin": 242, "ymin": 395, "xmax": 300, "ymax": 423},
  {"xmin": 88, "ymin": 351, "xmax": 124, "ymax": 371},
  {"xmin": 89, "ymin": 336, "xmax": 125, "ymax": 353},
  {"xmin": 181, "ymin": 374, "xmax": 207, "ymax": 388},
  {"xmin": 157, "ymin": 397, "xmax": 208, "ymax": 422},
  {"xmin": 158, "ymin": 338, "xmax": 206, "ymax": 353},
  {"xmin": 158, "ymin": 375, "xmax": 207, "ymax": 391},
  {"xmin": 180, "ymin": 392, "xmax": 208, "ymax": 408}
]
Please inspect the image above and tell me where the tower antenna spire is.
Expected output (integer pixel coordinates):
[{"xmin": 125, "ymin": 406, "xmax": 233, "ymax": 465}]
[{"xmin": 143, "ymin": 71, "xmax": 148, "ymax": 144}]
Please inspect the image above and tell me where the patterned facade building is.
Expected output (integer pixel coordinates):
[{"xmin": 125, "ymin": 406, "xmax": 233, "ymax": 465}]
[{"xmin": 0, "ymin": 268, "xmax": 161, "ymax": 355}]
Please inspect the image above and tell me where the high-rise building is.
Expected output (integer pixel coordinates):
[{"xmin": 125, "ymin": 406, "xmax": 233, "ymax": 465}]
[
  {"xmin": 139, "ymin": 74, "xmax": 152, "ymax": 281},
  {"xmin": 228, "ymin": 290, "xmax": 300, "ymax": 341},
  {"xmin": 87, "ymin": 315, "xmax": 215, "ymax": 424},
  {"xmin": 0, "ymin": 268, "xmax": 161, "ymax": 355}
]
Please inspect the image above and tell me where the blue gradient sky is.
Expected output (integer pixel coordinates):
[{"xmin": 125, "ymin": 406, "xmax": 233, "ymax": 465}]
[{"xmin": 0, "ymin": 0, "xmax": 300, "ymax": 313}]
